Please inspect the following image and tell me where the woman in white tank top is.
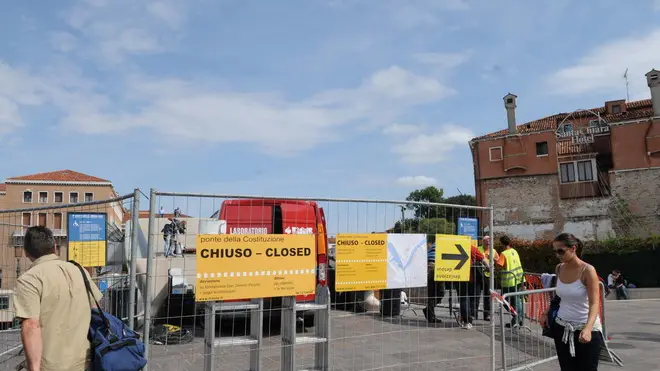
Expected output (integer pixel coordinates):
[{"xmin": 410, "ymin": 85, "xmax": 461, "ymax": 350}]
[{"xmin": 541, "ymin": 233, "xmax": 603, "ymax": 371}]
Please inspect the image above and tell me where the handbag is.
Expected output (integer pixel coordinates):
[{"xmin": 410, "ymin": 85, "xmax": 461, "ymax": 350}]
[
  {"xmin": 542, "ymin": 293, "xmax": 561, "ymax": 338},
  {"xmin": 70, "ymin": 261, "xmax": 148, "ymax": 371}
]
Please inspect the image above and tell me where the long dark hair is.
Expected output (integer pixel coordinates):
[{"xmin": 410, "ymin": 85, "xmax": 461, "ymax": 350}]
[{"xmin": 553, "ymin": 233, "xmax": 584, "ymax": 256}]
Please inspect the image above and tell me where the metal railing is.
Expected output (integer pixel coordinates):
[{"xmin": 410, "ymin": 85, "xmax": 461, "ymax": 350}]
[
  {"xmin": 142, "ymin": 189, "xmax": 496, "ymax": 371},
  {"xmin": 497, "ymin": 287, "xmax": 556, "ymax": 371},
  {"xmin": 0, "ymin": 190, "xmax": 144, "ymax": 370},
  {"xmin": 496, "ymin": 278, "xmax": 622, "ymax": 371}
]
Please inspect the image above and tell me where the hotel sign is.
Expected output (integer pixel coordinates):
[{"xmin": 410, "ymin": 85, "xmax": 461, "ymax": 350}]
[{"xmin": 556, "ymin": 125, "xmax": 610, "ymax": 145}]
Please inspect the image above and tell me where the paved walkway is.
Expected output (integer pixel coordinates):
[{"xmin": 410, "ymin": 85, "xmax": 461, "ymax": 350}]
[
  {"xmin": 531, "ymin": 299, "xmax": 660, "ymax": 371},
  {"xmin": 1, "ymin": 299, "xmax": 658, "ymax": 370}
]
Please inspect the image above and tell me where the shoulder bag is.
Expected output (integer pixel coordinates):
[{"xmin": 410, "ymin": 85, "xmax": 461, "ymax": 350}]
[{"xmin": 69, "ymin": 261, "xmax": 148, "ymax": 371}]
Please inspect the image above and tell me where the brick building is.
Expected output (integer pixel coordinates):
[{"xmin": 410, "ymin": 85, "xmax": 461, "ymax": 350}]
[
  {"xmin": 0, "ymin": 170, "xmax": 125, "ymax": 289},
  {"xmin": 470, "ymin": 69, "xmax": 660, "ymax": 241}
]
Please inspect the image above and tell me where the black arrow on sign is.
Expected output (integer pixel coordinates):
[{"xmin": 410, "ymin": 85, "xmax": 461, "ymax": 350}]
[{"xmin": 441, "ymin": 244, "xmax": 469, "ymax": 270}]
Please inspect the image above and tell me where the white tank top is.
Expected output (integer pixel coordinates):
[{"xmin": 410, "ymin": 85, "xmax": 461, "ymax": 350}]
[{"xmin": 556, "ymin": 265, "xmax": 600, "ymax": 325}]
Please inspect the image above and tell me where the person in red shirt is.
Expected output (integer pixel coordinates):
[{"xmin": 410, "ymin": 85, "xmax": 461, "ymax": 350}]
[{"xmin": 457, "ymin": 244, "xmax": 485, "ymax": 329}]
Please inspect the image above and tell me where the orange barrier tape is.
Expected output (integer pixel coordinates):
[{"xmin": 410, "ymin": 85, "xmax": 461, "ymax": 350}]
[
  {"xmin": 523, "ymin": 274, "xmax": 552, "ymax": 324},
  {"xmin": 521, "ymin": 273, "xmax": 607, "ymax": 326}
]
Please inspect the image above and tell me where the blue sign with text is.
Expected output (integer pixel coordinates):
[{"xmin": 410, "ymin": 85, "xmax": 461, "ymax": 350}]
[
  {"xmin": 68, "ymin": 213, "xmax": 107, "ymax": 242},
  {"xmin": 457, "ymin": 217, "xmax": 479, "ymax": 240}
]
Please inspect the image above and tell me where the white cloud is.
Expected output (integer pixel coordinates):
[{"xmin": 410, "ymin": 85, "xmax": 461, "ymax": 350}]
[
  {"xmin": 0, "ymin": 61, "xmax": 455, "ymax": 155},
  {"xmin": 0, "ymin": 62, "xmax": 52, "ymax": 134},
  {"xmin": 3, "ymin": 0, "xmax": 469, "ymax": 155},
  {"xmin": 99, "ymin": 28, "xmax": 162, "ymax": 60},
  {"xmin": 396, "ymin": 175, "xmax": 437, "ymax": 187},
  {"xmin": 146, "ymin": 1, "xmax": 186, "ymax": 29},
  {"xmin": 0, "ymin": 97, "xmax": 23, "ymax": 135},
  {"xmin": 383, "ymin": 123, "xmax": 422, "ymax": 135},
  {"xmin": 62, "ymin": 0, "xmax": 189, "ymax": 63},
  {"xmin": 392, "ymin": 125, "xmax": 474, "ymax": 164},
  {"xmin": 546, "ymin": 29, "xmax": 660, "ymax": 99},
  {"xmin": 82, "ymin": 66, "xmax": 452, "ymax": 154},
  {"xmin": 307, "ymin": 66, "xmax": 454, "ymax": 109}
]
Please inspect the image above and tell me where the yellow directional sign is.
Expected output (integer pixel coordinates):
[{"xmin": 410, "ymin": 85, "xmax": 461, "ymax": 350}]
[{"xmin": 434, "ymin": 234, "xmax": 472, "ymax": 282}]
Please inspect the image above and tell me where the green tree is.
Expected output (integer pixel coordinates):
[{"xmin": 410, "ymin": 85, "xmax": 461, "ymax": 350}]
[
  {"xmin": 392, "ymin": 188, "xmax": 476, "ymax": 234},
  {"xmin": 405, "ymin": 186, "xmax": 445, "ymax": 219},
  {"xmin": 444, "ymin": 194, "xmax": 476, "ymax": 206},
  {"xmin": 443, "ymin": 194, "xmax": 478, "ymax": 227},
  {"xmin": 389, "ymin": 218, "xmax": 456, "ymax": 234},
  {"xmin": 418, "ymin": 218, "xmax": 456, "ymax": 234},
  {"xmin": 389, "ymin": 218, "xmax": 420, "ymax": 233}
]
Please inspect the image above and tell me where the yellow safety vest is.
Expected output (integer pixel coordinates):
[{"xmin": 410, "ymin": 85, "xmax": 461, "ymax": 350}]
[
  {"xmin": 501, "ymin": 248, "xmax": 524, "ymax": 288},
  {"xmin": 477, "ymin": 245, "xmax": 491, "ymax": 278}
]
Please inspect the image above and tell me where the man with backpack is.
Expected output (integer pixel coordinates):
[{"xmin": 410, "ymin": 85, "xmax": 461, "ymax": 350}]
[{"xmin": 14, "ymin": 226, "xmax": 103, "ymax": 371}]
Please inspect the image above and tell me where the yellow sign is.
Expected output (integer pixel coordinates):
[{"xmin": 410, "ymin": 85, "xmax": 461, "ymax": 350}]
[
  {"xmin": 335, "ymin": 234, "xmax": 387, "ymax": 292},
  {"xmin": 195, "ymin": 234, "xmax": 316, "ymax": 302},
  {"xmin": 68, "ymin": 241, "xmax": 107, "ymax": 267},
  {"xmin": 434, "ymin": 234, "xmax": 472, "ymax": 282}
]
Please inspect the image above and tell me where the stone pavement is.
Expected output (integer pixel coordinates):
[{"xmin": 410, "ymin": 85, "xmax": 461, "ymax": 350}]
[
  {"xmin": 529, "ymin": 299, "xmax": 660, "ymax": 371},
  {"xmin": 146, "ymin": 306, "xmax": 493, "ymax": 371},
  {"xmin": 1, "ymin": 299, "xmax": 659, "ymax": 370},
  {"xmin": 0, "ymin": 330, "xmax": 21, "ymax": 370}
]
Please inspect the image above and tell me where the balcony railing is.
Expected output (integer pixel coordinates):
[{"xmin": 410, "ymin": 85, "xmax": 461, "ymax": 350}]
[
  {"xmin": 12, "ymin": 229, "xmax": 65, "ymax": 237},
  {"xmin": 559, "ymin": 176, "xmax": 610, "ymax": 199},
  {"xmin": 12, "ymin": 229, "xmax": 67, "ymax": 247},
  {"xmin": 52, "ymin": 229, "xmax": 67, "ymax": 237}
]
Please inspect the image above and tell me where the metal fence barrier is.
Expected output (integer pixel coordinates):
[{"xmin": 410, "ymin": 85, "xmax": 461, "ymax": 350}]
[
  {"xmin": 0, "ymin": 183, "xmax": 627, "ymax": 371},
  {"xmin": 496, "ymin": 275, "xmax": 622, "ymax": 371},
  {"xmin": 0, "ymin": 190, "xmax": 144, "ymax": 369},
  {"xmin": 142, "ymin": 190, "xmax": 496, "ymax": 371},
  {"xmin": 0, "ymin": 183, "xmax": 629, "ymax": 371},
  {"xmin": 497, "ymin": 287, "xmax": 556, "ymax": 371}
]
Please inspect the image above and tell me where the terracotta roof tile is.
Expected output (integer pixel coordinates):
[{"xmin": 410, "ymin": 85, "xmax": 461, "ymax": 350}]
[
  {"xmin": 7, "ymin": 170, "xmax": 110, "ymax": 183},
  {"xmin": 625, "ymin": 99, "xmax": 652, "ymax": 109},
  {"xmin": 471, "ymin": 99, "xmax": 654, "ymax": 141}
]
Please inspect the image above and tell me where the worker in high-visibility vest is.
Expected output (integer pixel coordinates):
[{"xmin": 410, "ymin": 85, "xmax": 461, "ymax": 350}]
[
  {"xmin": 477, "ymin": 236, "xmax": 498, "ymax": 321},
  {"xmin": 495, "ymin": 235, "xmax": 525, "ymax": 328}
]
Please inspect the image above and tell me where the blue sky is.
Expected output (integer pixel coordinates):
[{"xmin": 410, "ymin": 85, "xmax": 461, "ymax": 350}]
[{"xmin": 2, "ymin": 0, "xmax": 660, "ymax": 205}]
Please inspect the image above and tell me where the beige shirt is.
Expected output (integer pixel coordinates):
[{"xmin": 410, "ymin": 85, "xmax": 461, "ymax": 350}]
[{"xmin": 14, "ymin": 254, "xmax": 103, "ymax": 371}]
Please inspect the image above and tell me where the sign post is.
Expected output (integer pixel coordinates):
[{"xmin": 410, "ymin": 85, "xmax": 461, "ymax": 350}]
[
  {"xmin": 457, "ymin": 217, "xmax": 479, "ymax": 240},
  {"xmin": 67, "ymin": 212, "xmax": 108, "ymax": 267},
  {"xmin": 434, "ymin": 234, "xmax": 472, "ymax": 282},
  {"xmin": 196, "ymin": 234, "xmax": 329, "ymax": 371}
]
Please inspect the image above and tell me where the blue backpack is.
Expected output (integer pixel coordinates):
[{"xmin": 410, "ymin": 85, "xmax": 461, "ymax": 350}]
[{"xmin": 70, "ymin": 261, "xmax": 148, "ymax": 371}]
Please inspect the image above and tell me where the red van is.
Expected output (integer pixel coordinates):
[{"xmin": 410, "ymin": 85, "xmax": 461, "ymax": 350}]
[{"xmin": 199, "ymin": 198, "xmax": 329, "ymax": 327}]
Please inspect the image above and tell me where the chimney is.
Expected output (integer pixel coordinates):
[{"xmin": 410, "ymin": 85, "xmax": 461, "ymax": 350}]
[
  {"xmin": 647, "ymin": 69, "xmax": 660, "ymax": 116},
  {"xmin": 503, "ymin": 93, "xmax": 518, "ymax": 134}
]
